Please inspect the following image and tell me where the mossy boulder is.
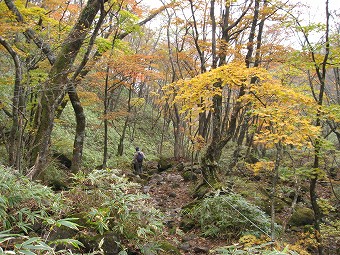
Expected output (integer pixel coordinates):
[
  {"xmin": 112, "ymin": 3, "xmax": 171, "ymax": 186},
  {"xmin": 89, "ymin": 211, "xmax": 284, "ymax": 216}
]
[
  {"xmin": 179, "ymin": 201, "xmax": 199, "ymax": 232},
  {"xmin": 259, "ymin": 198, "xmax": 287, "ymax": 215},
  {"xmin": 100, "ymin": 233, "xmax": 121, "ymax": 255},
  {"xmin": 138, "ymin": 241, "xmax": 180, "ymax": 255},
  {"xmin": 144, "ymin": 160, "xmax": 159, "ymax": 174},
  {"xmin": 182, "ymin": 170, "xmax": 198, "ymax": 182},
  {"xmin": 174, "ymin": 162, "xmax": 185, "ymax": 171},
  {"xmin": 157, "ymin": 157, "xmax": 174, "ymax": 172},
  {"xmin": 48, "ymin": 225, "xmax": 79, "ymax": 251},
  {"xmin": 158, "ymin": 241, "xmax": 181, "ymax": 254},
  {"xmin": 78, "ymin": 232, "xmax": 120, "ymax": 254},
  {"xmin": 289, "ymin": 207, "xmax": 315, "ymax": 227},
  {"xmin": 179, "ymin": 217, "xmax": 196, "ymax": 232}
]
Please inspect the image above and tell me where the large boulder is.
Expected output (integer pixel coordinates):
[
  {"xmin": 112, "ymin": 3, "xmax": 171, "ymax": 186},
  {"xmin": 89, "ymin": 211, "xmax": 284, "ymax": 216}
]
[
  {"xmin": 182, "ymin": 170, "xmax": 198, "ymax": 182},
  {"xmin": 157, "ymin": 157, "xmax": 175, "ymax": 172},
  {"xmin": 289, "ymin": 207, "xmax": 315, "ymax": 227},
  {"xmin": 78, "ymin": 232, "xmax": 120, "ymax": 255}
]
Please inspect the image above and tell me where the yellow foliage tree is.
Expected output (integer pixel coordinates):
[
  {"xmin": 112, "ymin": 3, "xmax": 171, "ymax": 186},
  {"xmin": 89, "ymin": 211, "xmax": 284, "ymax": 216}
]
[
  {"xmin": 163, "ymin": 61, "xmax": 270, "ymax": 122},
  {"xmin": 243, "ymin": 80, "xmax": 320, "ymax": 149}
]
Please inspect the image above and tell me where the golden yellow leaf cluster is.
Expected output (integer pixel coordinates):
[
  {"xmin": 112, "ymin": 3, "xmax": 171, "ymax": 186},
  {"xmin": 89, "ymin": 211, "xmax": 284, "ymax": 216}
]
[{"xmin": 163, "ymin": 61, "xmax": 320, "ymax": 149}]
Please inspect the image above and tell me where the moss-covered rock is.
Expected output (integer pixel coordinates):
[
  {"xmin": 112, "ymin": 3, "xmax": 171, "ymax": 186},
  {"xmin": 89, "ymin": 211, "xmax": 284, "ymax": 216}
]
[
  {"xmin": 48, "ymin": 225, "xmax": 79, "ymax": 251},
  {"xmin": 179, "ymin": 217, "xmax": 196, "ymax": 232},
  {"xmin": 258, "ymin": 198, "xmax": 287, "ymax": 215},
  {"xmin": 158, "ymin": 241, "xmax": 181, "ymax": 254},
  {"xmin": 157, "ymin": 157, "xmax": 174, "ymax": 172},
  {"xmin": 77, "ymin": 233, "xmax": 98, "ymax": 253},
  {"xmin": 78, "ymin": 232, "xmax": 120, "ymax": 254},
  {"xmin": 179, "ymin": 202, "xmax": 199, "ymax": 232},
  {"xmin": 182, "ymin": 170, "xmax": 198, "ymax": 182},
  {"xmin": 193, "ymin": 181, "xmax": 223, "ymax": 199},
  {"xmin": 289, "ymin": 207, "xmax": 315, "ymax": 227}
]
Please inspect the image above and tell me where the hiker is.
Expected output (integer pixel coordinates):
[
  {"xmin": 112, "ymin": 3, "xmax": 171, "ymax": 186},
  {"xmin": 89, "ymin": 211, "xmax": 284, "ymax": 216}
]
[{"xmin": 133, "ymin": 147, "xmax": 145, "ymax": 174}]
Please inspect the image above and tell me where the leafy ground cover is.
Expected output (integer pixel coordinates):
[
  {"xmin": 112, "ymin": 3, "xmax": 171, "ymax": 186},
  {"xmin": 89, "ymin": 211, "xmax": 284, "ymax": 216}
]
[{"xmin": 0, "ymin": 160, "xmax": 339, "ymax": 254}]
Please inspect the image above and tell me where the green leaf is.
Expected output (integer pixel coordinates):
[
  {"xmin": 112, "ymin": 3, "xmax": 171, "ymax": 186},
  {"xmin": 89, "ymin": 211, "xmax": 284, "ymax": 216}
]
[
  {"xmin": 50, "ymin": 239, "xmax": 84, "ymax": 249},
  {"xmin": 18, "ymin": 250, "xmax": 36, "ymax": 255},
  {"xmin": 21, "ymin": 243, "xmax": 51, "ymax": 251},
  {"xmin": 56, "ymin": 218, "xmax": 80, "ymax": 230},
  {"xmin": 20, "ymin": 237, "xmax": 41, "ymax": 246}
]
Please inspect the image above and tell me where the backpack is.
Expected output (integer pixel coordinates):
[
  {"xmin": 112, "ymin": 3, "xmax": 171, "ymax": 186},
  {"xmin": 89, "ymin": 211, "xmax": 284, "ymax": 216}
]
[{"xmin": 136, "ymin": 152, "xmax": 144, "ymax": 162}]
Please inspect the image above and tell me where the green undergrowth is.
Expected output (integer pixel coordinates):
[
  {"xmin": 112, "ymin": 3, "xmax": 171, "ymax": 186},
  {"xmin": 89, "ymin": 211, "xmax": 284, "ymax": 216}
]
[
  {"xmin": 52, "ymin": 100, "xmax": 174, "ymax": 170},
  {"xmin": 184, "ymin": 191, "xmax": 281, "ymax": 239},
  {"xmin": 0, "ymin": 165, "xmax": 166, "ymax": 254}
]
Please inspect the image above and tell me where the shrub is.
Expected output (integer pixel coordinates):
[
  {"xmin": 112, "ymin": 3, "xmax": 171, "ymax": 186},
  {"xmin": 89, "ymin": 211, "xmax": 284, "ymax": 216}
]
[
  {"xmin": 70, "ymin": 169, "xmax": 164, "ymax": 251},
  {"xmin": 0, "ymin": 165, "xmax": 65, "ymax": 233},
  {"xmin": 320, "ymin": 220, "xmax": 340, "ymax": 254},
  {"xmin": 0, "ymin": 166, "xmax": 83, "ymax": 254},
  {"xmin": 187, "ymin": 192, "xmax": 281, "ymax": 239},
  {"xmin": 213, "ymin": 242, "xmax": 300, "ymax": 255}
]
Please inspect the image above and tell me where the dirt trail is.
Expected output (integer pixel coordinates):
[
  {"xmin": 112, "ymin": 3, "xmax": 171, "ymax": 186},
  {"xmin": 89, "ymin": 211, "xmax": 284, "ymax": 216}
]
[{"xmin": 142, "ymin": 169, "xmax": 223, "ymax": 254}]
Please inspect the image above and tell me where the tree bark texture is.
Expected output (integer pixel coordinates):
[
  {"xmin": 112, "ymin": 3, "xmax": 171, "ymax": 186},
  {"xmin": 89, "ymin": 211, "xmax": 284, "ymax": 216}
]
[
  {"xmin": 0, "ymin": 36, "xmax": 25, "ymax": 170},
  {"xmin": 28, "ymin": 0, "xmax": 103, "ymax": 179},
  {"xmin": 198, "ymin": 0, "xmax": 256, "ymax": 188},
  {"xmin": 68, "ymin": 84, "xmax": 86, "ymax": 173},
  {"xmin": 306, "ymin": 1, "xmax": 330, "ymax": 253},
  {"xmin": 117, "ymin": 86, "xmax": 133, "ymax": 157}
]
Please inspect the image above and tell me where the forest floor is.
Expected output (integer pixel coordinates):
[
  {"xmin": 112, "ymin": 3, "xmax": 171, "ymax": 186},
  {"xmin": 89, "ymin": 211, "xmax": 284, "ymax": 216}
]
[
  {"xmin": 137, "ymin": 166, "xmax": 226, "ymax": 255},
  {"xmin": 132, "ymin": 161, "xmax": 340, "ymax": 255}
]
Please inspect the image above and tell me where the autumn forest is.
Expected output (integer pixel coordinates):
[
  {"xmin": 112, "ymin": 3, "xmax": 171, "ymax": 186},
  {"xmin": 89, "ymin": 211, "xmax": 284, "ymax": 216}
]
[{"xmin": 0, "ymin": 0, "xmax": 339, "ymax": 254}]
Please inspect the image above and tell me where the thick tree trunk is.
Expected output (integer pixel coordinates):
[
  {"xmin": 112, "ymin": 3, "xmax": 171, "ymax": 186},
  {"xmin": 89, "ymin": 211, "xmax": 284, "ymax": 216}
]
[
  {"xmin": 0, "ymin": 36, "xmax": 25, "ymax": 171},
  {"xmin": 199, "ymin": 82, "xmax": 224, "ymax": 190},
  {"xmin": 28, "ymin": 0, "xmax": 103, "ymax": 179},
  {"xmin": 196, "ymin": 0, "xmax": 254, "ymax": 195},
  {"xmin": 198, "ymin": 111, "xmax": 210, "ymax": 141}
]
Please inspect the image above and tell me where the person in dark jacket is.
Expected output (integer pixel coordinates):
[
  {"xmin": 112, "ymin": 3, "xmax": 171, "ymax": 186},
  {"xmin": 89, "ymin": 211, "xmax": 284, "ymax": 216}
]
[{"xmin": 133, "ymin": 147, "xmax": 145, "ymax": 174}]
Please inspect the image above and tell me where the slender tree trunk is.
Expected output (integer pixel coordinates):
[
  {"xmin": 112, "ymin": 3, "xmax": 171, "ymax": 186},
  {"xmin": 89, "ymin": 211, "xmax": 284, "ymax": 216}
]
[
  {"xmin": 311, "ymin": 135, "xmax": 324, "ymax": 255},
  {"xmin": 307, "ymin": 1, "xmax": 329, "ymax": 253},
  {"xmin": 159, "ymin": 103, "xmax": 170, "ymax": 156},
  {"xmin": 163, "ymin": 4, "xmax": 186, "ymax": 159},
  {"xmin": 117, "ymin": 86, "xmax": 133, "ymax": 156},
  {"xmin": 172, "ymin": 105, "xmax": 184, "ymax": 159},
  {"xmin": 282, "ymin": 161, "xmax": 300, "ymax": 232},
  {"xmin": 68, "ymin": 84, "xmax": 85, "ymax": 173},
  {"xmin": 102, "ymin": 66, "xmax": 110, "ymax": 168},
  {"xmin": 188, "ymin": 0, "xmax": 211, "ymax": 142},
  {"xmin": 229, "ymin": 0, "xmax": 262, "ymax": 170},
  {"xmin": 229, "ymin": 113, "xmax": 250, "ymax": 171},
  {"xmin": 271, "ymin": 143, "xmax": 282, "ymax": 241}
]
